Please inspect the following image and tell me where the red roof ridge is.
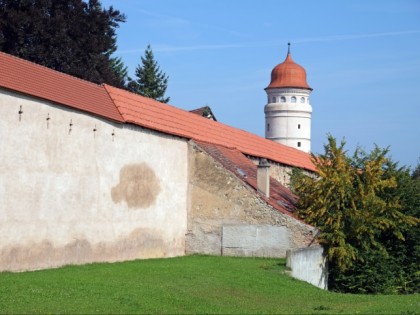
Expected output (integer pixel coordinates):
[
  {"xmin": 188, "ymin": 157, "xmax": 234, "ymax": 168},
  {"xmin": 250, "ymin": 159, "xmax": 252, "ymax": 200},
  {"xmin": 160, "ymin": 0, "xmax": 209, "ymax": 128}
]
[
  {"xmin": 0, "ymin": 51, "xmax": 315, "ymax": 172},
  {"xmin": 0, "ymin": 52, "xmax": 124, "ymax": 122},
  {"xmin": 0, "ymin": 51, "xmax": 103, "ymax": 89},
  {"xmin": 103, "ymin": 84, "xmax": 257, "ymax": 131},
  {"xmin": 103, "ymin": 84, "xmax": 224, "ymax": 123},
  {"xmin": 193, "ymin": 139, "xmax": 238, "ymax": 151},
  {"xmin": 103, "ymin": 84, "xmax": 315, "ymax": 171}
]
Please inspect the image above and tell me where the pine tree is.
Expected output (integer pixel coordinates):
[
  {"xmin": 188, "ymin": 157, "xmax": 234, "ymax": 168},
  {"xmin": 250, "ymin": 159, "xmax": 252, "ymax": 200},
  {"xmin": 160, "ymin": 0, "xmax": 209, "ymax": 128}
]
[{"xmin": 128, "ymin": 44, "xmax": 170, "ymax": 103}]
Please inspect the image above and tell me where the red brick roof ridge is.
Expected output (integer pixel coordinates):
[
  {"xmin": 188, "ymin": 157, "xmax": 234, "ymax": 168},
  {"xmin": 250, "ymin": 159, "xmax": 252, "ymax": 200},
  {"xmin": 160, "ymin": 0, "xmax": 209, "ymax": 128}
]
[
  {"xmin": 1, "ymin": 51, "xmax": 105, "ymax": 89},
  {"xmin": 0, "ymin": 52, "xmax": 124, "ymax": 122},
  {"xmin": 0, "ymin": 52, "xmax": 314, "ymax": 172},
  {"xmin": 103, "ymin": 84, "xmax": 315, "ymax": 172},
  {"xmin": 104, "ymin": 84, "xmax": 259, "ymax": 139}
]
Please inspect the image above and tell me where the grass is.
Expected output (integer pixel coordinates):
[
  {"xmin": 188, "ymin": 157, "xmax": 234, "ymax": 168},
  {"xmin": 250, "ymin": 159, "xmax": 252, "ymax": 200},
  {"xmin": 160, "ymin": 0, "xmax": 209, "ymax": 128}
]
[{"xmin": 0, "ymin": 255, "xmax": 418, "ymax": 314}]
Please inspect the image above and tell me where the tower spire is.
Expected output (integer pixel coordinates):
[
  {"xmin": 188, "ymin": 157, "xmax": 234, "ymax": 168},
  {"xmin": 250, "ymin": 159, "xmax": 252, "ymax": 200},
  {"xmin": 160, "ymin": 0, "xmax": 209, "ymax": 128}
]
[{"xmin": 287, "ymin": 42, "xmax": 291, "ymax": 54}]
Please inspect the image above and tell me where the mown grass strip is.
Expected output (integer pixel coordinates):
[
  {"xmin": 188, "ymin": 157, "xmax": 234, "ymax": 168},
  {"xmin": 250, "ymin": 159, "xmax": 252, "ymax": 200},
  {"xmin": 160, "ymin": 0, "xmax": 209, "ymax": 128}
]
[{"xmin": 0, "ymin": 255, "xmax": 418, "ymax": 314}]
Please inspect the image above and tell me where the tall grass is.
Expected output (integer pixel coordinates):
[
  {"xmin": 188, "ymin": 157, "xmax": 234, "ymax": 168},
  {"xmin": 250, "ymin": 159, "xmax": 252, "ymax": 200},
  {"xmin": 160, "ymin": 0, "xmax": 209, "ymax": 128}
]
[{"xmin": 0, "ymin": 255, "xmax": 418, "ymax": 314}]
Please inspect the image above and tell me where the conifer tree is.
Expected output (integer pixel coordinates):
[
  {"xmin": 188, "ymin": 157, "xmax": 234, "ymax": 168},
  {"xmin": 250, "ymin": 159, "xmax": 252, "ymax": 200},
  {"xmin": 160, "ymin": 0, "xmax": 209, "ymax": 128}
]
[{"xmin": 128, "ymin": 44, "xmax": 170, "ymax": 103}]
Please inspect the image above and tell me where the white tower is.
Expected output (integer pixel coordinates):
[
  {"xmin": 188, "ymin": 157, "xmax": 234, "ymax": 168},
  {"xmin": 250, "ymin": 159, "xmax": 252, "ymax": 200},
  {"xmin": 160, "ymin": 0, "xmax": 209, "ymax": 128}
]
[{"xmin": 264, "ymin": 44, "xmax": 313, "ymax": 152}]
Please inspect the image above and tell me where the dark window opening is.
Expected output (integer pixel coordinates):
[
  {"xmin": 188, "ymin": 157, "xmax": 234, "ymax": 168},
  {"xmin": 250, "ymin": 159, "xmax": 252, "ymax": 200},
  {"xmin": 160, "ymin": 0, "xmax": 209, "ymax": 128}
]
[{"xmin": 297, "ymin": 142, "xmax": 301, "ymax": 147}]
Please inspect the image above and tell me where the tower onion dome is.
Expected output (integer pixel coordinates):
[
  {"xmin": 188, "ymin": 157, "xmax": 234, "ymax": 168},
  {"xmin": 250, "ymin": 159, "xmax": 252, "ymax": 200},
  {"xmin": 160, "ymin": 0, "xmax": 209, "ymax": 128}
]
[{"xmin": 266, "ymin": 45, "xmax": 312, "ymax": 90}]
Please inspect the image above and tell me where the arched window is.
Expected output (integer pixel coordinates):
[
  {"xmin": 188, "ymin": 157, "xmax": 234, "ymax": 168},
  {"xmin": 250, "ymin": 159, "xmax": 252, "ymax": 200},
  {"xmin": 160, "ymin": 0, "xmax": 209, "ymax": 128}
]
[
  {"xmin": 300, "ymin": 97, "xmax": 305, "ymax": 103},
  {"xmin": 271, "ymin": 96, "xmax": 276, "ymax": 103},
  {"xmin": 291, "ymin": 96, "xmax": 296, "ymax": 103},
  {"xmin": 280, "ymin": 96, "xmax": 286, "ymax": 103}
]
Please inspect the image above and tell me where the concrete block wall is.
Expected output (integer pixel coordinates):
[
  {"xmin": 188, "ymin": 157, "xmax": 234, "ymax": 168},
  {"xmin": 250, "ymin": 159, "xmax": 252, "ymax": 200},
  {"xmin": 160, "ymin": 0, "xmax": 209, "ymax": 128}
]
[
  {"xmin": 222, "ymin": 225, "xmax": 291, "ymax": 257},
  {"xmin": 286, "ymin": 246, "xmax": 328, "ymax": 290}
]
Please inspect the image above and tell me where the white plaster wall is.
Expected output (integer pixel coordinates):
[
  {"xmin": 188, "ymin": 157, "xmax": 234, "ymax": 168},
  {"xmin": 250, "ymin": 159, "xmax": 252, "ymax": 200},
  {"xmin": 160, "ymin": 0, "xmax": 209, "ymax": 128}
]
[
  {"xmin": 265, "ymin": 87, "xmax": 312, "ymax": 153},
  {"xmin": 0, "ymin": 89, "xmax": 188, "ymax": 271}
]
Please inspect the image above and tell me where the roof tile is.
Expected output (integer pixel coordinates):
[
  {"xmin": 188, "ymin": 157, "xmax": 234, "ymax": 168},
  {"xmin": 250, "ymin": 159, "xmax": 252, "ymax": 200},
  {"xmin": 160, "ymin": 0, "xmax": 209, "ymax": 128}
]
[
  {"xmin": 195, "ymin": 141, "xmax": 312, "ymax": 223},
  {"xmin": 0, "ymin": 52, "xmax": 123, "ymax": 122},
  {"xmin": 104, "ymin": 85, "xmax": 315, "ymax": 171},
  {"xmin": 0, "ymin": 52, "xmax": 314, "ymax": 171}
]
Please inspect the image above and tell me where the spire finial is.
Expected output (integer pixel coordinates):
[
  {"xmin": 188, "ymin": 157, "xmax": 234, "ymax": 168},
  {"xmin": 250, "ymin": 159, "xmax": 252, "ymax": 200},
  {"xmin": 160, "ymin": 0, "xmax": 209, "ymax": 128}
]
[{"xmin": 287, "ymin": 42, "xmax": 291, "ymax": 54}]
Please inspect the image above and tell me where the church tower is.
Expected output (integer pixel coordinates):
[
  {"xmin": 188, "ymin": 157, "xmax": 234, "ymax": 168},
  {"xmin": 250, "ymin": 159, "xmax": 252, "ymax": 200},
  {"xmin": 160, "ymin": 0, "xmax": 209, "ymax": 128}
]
[{"xmin": 264, "ymin": 43, "xmax": 312, "ymax": 152}]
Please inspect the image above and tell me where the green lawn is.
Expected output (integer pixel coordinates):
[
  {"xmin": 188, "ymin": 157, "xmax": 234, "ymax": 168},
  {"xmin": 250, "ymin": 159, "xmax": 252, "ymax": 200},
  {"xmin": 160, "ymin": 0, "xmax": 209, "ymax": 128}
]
[{"xmin": 0, "ymin": 255, "xmax": 418, "ymax": 314}]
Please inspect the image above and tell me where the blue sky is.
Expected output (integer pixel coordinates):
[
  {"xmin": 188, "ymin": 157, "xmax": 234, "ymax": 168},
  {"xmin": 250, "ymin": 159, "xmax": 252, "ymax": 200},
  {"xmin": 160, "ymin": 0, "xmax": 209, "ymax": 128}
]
[{"xmin": 101, "ymin": 0, "xmax": 420, "ymax": 168}]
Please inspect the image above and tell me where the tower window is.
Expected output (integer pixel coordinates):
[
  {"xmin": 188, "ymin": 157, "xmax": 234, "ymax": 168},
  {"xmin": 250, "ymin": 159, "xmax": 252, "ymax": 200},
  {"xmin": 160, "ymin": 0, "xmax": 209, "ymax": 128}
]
[
  {"xmin": 298, "ymin": 124, "xmax": 301, "ymax": 129},
  {"xmin": 300, "ymin": 97, "xmax": 305, "ymax": 103},
  {"xmin": 280, "ymin": 96, "xmax": 286, "ymax": 103},
  {"xmin": 271, "ymin": 96, "xmax": 276, "ymax": 103},
  {"xmin": 297, "ymin": 142, "xmax": 301, "ymax": 147},
  {"xmin": 291, "ymin": 96, "xmax": 296, "ymax": 103},
  {"xmin": 267, "ymin": 123, "xmax": 270, "ymax": 131}
]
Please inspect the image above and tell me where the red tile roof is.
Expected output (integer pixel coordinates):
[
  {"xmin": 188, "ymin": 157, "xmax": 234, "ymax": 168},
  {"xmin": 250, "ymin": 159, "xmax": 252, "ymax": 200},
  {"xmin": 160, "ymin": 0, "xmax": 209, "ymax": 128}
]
[
  {"xmin": 0, "ymin": 52, "xmax": 315, "ymax": 172},
  {"xmin": 195, "ymin": 141, "xmax": 312, "ymax": 223},
  {"xmin": 104, "ymin": 85, "xmax": 315, "ymax": 171},
  {"xmin": 0, "ymin": 52, "xmax": 124, "ymax": 122}
]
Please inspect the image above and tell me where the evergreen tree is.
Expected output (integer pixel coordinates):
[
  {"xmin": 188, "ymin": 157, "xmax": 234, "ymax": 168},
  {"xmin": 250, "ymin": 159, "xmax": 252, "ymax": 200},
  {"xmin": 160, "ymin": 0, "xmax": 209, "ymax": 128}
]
[
  {"xmin": 0, "ymin": 0, "xmax": 127, "ymax": 88},
  {"xmin": 110, "ymin": 54, "xmax": 129, "ymax": 86},
  {"xmin": 412, "ymin": 159, "xmax": 420, "ymax": 180},
  {"xmin": 128, "ymin": 44, "xmax": 170, "ymax": 103}
]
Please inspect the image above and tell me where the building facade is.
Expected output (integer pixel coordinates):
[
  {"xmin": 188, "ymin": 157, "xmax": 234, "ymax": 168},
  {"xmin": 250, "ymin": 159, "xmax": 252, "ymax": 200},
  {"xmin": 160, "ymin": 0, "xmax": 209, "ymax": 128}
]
[{"xmin": 0, "ymin": 51, "xmax": 317, "ymax": 272}]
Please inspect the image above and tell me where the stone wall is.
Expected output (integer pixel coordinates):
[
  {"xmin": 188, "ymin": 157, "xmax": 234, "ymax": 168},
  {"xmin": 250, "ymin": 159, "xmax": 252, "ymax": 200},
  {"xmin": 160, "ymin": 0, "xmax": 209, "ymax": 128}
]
[
  {"xmin": 186, "ymin": 143, "xmax": 316, "ymax": 257},
  {"xmin": 0, "ymin": 89, "xmax": 188, "ymax": 271}
]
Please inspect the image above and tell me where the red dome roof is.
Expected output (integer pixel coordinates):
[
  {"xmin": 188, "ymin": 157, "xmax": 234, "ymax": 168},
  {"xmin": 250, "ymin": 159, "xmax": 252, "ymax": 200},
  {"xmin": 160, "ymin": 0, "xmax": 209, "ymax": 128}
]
[{"xmin": 266, "ymin": 51, "xmax": 311, "ymax": 90}]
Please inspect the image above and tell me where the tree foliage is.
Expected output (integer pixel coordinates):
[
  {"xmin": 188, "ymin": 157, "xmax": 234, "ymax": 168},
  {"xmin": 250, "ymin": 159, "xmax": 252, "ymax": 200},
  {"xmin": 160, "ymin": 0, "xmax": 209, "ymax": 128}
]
[
  {"xmin": 0, "ymin": 0, "xmax": 127, "ymax": 87},
  {"xmin": 291, "ymin": 135, "xmax": 419, "ymax": 293},
  {"xmin": 128, "ymin": 44, "xmax": 170, "ymax": 103},
  {"xmin": 329, "ymin": 162, "xmax": 420, "ymax": 294}
]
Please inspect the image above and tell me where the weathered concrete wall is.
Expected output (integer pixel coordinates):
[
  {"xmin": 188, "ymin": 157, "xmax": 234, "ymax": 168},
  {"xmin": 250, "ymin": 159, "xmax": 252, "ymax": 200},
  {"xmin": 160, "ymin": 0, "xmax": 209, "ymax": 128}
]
[
  {"xmin": 0, "ymin": 89, "xmax": 188, "ymax": 271},
  {"xmin": 222, "ymin": 225, "xmax": 291, "ymax": 257},
  {"xmin": 186, "ymin": 143, "xmax": 316, "ymax": 257},
  {"xmin": 286, "ymin": 246, "xmax": 328, "ymax": 290}
]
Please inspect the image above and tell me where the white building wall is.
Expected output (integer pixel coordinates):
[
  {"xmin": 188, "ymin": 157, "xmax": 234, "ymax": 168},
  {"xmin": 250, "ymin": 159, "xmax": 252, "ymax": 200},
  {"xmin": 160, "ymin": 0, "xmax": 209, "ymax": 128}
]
[
  {"xmin": 265, "ymin": 87, "xmax": 312, "ymax": 153},
  {"xmin": 0, "ymin": 89, "xmax": 188, "ymax": 271}
]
